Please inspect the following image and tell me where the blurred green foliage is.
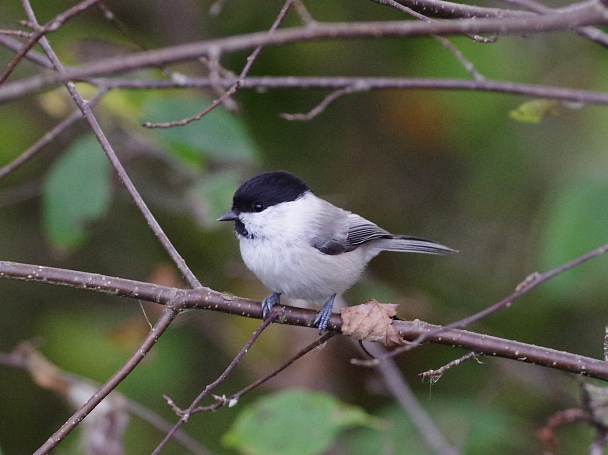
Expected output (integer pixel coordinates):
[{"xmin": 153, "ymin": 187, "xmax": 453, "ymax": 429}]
[
  {"xmin": 224, "ymin": 389, "xmax": 378, "ymax": 455},
  {"xmin": 141, "ymin": 96, "xmax": 261, "ymax": 169},
  {"xmin": 1, "ymin": 0, "xmax": 608, "ymax": 454},
  {"xmin": 42, "ymin": 134, "xmax": 112, "ymax": 249}
]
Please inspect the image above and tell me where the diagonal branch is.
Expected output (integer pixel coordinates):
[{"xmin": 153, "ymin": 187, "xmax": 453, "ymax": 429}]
[
  {"xmin": 144, "ymin": 0, "xmax": 296, "ymax": 128},
  {"xmin": 0, "ymin": 0, "xmax": 102, "ymax": 85},
  {"xmin": 152, "ymin": 314, "xmax": 278, "ymax": 453},
  {"xmin": 0, "ymin": 89, "xmax": 106, "ymax": 180},
  {"xmin": 22, "ymin": 2, "xmax": 202, "ymax": 290},
  {"xmin": 33, "ymin": 307, "xmax": 180, "ymax": 455}
]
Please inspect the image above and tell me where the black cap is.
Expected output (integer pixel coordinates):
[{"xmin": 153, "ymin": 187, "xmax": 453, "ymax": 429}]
[{"xmin": 229, "ymin": 170, "xmax": 310, "ymax": 214}]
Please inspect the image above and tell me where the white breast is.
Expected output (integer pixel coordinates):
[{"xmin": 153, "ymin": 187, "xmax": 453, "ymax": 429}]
[{"xmin": 237, "ymin": 193, "xmax": 369, "ymax": 302}]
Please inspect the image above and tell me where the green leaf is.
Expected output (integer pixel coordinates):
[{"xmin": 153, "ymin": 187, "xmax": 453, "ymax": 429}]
[
  {"xmin": 540, "ymin": 176, "xmax": 608, "ymax": 302},
  {"xmin": 42, "ymin": 135, "xmax": 112, "ymax": 250},
  {"xmin": 509, "ymin": 99, "xmax": 560, "ymax": 123},
  {"xmin": 142, "ymin": 96, "xmax": 260, "ymax": 169},
  {"xmin": 187, "ymin": 170, "xmax": 241, "ymax": 228},
  {"xmin": 223, "ymin": 389, "xmax": 377, "ymax": 455}
]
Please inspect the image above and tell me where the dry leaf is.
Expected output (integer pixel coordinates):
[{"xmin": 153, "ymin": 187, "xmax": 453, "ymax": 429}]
[{"xmin": 341, "ymin": 300, "xmax": 407, "ymax": 347}]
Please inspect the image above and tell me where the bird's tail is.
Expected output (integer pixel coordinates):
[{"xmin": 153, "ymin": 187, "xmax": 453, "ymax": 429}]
[{"xmin": 370, "ymin": 235, "xmax": 456, "ymax": 255}]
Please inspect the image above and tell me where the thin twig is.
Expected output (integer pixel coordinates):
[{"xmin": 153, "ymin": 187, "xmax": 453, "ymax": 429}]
[
  {"xmin": 0, "ymin": 0, "xmax": 102, "ymax": 85},
  {"xmin": 375, "ymin": 242, "xmax": 608, "ymax": 361},
  {"xmin": 23, "ymin": 2, "xmax": 202, "ymax": 289},
  {"xmin": 6, "ymin": 72, "xmax": 608, "ymax": 107},
  {"xmin": 190, "ymin": 331, "xmax": 336, "ymax": 413},
  {"xmin": 0, "ymin": 29, "xmax": 33, "ymax": 38},
  {"xmin": 373, "ymin": 0, "xmax": 495, "ymax": 49},
  {"xmin": 152, "ymin": 314, "xmax": 280, "ymax": 454},
  {"xmin": 34, "ymin": 307, "xmax": 180, "ymax": 455},
  {"xmin": 144, "ymin": 0, "xmax": 295, "ymax": 128},
  {"xmin": 280, "ymin": 84, "xmax": 366, "ymax": 120},
  {"xmin": 0, "ymin": 89, "xmax": 106, "ymax": 180},
  {"xmin": 292, "ymin": 0, "xmax": 316, "ymax": 26},
  {"xmin": 0, "ymin": 35, "xmax": 52, "ymax": 68},
  {"xmin": 1, "ymin": 1, "xmax": 603, "ymax": 98},
  {"xmin": 420, "ymin": 352, "xmax": 482, "ymax": 382},
  {"xmin": 365, "ymin": 342, "xmax": 459, "ymax": 455},
  {"xmin": 391, "ymin": 0, "xmax": 536, "ymax": 19}
]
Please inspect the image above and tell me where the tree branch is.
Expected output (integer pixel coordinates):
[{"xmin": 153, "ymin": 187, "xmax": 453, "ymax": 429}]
[
  {"xmin": 0, "ymin": 0, "xmax": 605, "ymax": 103},
  {"xmin": 388, "ymin": 0, "xmax": 536, "ymax": 19},
  {"xmin": 2, "ymin": 259, "xmax": 608, "ymax": 381},
  {"xmin": 33, "ymin": 307, "xmax": 180, "ymax": 455},
  {"xmin": 25, "ymin": 4, "xmax": 202, "ymax": 289}
]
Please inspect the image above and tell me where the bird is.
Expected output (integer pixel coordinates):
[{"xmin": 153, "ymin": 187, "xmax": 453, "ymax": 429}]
[{"xmin": 218, "ymin": 170, "xmax": 455, "ymax": 332}]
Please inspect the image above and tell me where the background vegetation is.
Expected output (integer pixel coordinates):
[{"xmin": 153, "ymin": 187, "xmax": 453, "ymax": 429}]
[{"xmin": 1, "ymin": 0, "xmax": 608, "ymax": 453}]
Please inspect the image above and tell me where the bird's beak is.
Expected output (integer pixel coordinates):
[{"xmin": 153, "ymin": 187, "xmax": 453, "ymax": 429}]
[{"xmin": 218, "ymin": 210, "xmax": 239, "ymax": 222}]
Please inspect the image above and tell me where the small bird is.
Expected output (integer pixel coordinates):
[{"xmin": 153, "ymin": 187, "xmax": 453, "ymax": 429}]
[{"xmin": 218, "ymin": 171, "xmax": 454, "ymax": 331}]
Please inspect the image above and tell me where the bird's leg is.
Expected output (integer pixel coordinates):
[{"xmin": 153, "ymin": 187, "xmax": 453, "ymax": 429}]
[
  {"xmin": 313, "ymin": 294, "xmax": 336, "ymax": 332},
  {"xmin": 261, "ymin": 292, "xmax": 281, "ymax": 320}
]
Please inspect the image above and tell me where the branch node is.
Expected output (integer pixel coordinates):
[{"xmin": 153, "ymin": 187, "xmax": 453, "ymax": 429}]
[{"xmin": 213, "ymin": 394, "xmax": 239, "ymax": 408}]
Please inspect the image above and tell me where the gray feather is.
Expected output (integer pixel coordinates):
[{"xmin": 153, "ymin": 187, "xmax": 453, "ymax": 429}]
[
  {"xmin": 310, "ymin": 205, "xmax": 455, "ymax": 256},
  {"xmin": 369, "ymin": 236, "xmax": 456, "ymax": 255}
]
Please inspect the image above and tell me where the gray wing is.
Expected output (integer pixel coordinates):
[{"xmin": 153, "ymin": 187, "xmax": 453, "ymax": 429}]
[
  {"xmin": 345, "ymin": 214, "xmax": 393, "ymax": 248},
  {"xmin": 311, "ymin": 209, "xmax": 392, "ymax": 256},
  {"xmin": 313, "ymin": 210, "xmax": 455, "ymax": 256}
]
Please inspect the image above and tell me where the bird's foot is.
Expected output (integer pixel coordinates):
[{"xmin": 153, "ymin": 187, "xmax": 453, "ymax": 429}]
[
  {"xmin": 261, "ymin": 292, "xmax": 281, "ymax": 320},
  {"xmin": 313, "ymin": 294, "xmax": 336, "ymax": 333}
]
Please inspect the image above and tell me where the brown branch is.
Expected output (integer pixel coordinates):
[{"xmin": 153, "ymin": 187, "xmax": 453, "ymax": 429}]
[
  {"xmin": 24, "ymin": 4, "xmax": 202, "ymax": 290},
  {"xmin": 0, "ymin": 344, "xmax": 210, "ymax": 455},
  {"xmin": 144, "ymin": 0, "xmax": 296, "ymax": 128},
  {"xmin": 33, "ymin": 307, "xmax": 180, "ymax": 455},
  {"xmin": 374, "ymin": 0, "xmax": 497, "ymax": 47},
  {"xmin": 392, "ymin": 319, "xmax": 608, "ymax": 380},
  {"xmin": 498, "ymin": 0, "xmax": 608, "ymax": 48},
  {"xmin": 362, "ymin": 243, "xmax": 608, "ymax": 361},
  {"xmin": 390, "ymin": 0, "xmax": 536, "ymax": 19},
  {"xmin": 0, "ymin": 0, "xmax": 102, "ymax": 85},
  {"xmin": 364, "ymin": 342, "xmax": 459, "ymax": 455},
  {"xmin": 0, "ymin": 89, "xmax": 106, "ymax": 180},
  {"xmin": 0, "ymin": 0, "xmax": 604, "ymax": 101},
  {"xmin": 20, "ymin": 2, "xmax": 202, "ymax": 448},
  {"xmin": 2, "ymin": 258, "xmax": 608, "ymax": 381},
  {"xmin": 4, "ymin": 73, "xmax": 608, "ymax": 108},
  {"xmin": 153, "ymin": 314, "xmax": 278, "ymax": 454}
]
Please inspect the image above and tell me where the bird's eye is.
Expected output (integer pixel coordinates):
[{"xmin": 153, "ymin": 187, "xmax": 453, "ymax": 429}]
[{"xmin": 253, "ymin": 202, "xmax": 265, "ymax": 212}]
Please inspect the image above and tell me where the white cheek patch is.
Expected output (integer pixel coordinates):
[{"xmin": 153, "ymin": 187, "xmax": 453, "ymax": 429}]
[{"xmin": 239, "ymin": 195, "xmax": 317, "ymax": 241}]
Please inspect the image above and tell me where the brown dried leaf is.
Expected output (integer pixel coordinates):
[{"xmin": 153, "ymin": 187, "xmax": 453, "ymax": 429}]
[{"xmin": 341, "ymin": 300, "xmax": 407, "ymax": 347}]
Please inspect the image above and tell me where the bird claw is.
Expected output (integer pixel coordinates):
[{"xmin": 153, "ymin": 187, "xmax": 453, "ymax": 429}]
[
  {"xmin": 261, "ymin": 292, "xmax": 281, "ymax": 320},
  {"xmin": 313, "ymin": 294, "xmax": 336, "ymax": 333}
]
